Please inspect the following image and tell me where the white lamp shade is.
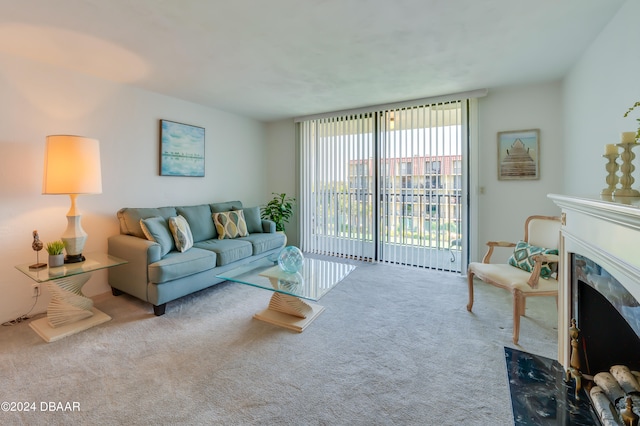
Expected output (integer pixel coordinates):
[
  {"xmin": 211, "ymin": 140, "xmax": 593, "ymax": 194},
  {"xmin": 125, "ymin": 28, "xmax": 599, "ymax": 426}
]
[{"xmin": 42, "ymin": 135, "xmax": 102, "ymax": 195}]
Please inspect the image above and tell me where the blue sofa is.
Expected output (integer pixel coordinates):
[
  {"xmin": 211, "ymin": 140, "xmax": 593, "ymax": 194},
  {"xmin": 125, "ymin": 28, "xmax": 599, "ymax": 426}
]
[{"xmin": 107, "ymin": 201, "xmax": 286, "ymax": 315}]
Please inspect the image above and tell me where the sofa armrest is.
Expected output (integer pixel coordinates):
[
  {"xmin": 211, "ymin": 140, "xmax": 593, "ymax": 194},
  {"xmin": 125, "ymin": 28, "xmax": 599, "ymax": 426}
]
[
  {"xmin": 108, "ymin": 234, "xmax": 162, "ymax": 302},
  {"xmin": 261, "ymin": 219, "xmax": 276, "ymax": 233}
]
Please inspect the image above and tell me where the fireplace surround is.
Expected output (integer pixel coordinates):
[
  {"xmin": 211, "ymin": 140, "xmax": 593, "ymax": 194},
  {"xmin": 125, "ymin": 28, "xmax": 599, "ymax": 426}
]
[{"xmin": 549, "ymin": 194, "xmax": 640, "ymax": 372}]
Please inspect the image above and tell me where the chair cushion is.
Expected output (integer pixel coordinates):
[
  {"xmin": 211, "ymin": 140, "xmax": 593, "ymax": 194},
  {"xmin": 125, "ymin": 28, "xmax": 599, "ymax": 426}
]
[
  {"xmin": 507, "ymin": 240, "xmax": 558, "ymax": 279},
  {"xmin": 469, "ymin": 262, "xmax": 558, "ymax": 293}
]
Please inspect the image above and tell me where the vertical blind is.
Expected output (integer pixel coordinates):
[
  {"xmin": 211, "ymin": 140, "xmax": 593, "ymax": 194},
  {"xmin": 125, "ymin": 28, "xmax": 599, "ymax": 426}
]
[
  {"xmin": 299, "ymin": 100, "xmax": 465, "ymax": 272},
  {"xmin": 300, "ymin": 113, "xmax": 375, "ymax": 260}
]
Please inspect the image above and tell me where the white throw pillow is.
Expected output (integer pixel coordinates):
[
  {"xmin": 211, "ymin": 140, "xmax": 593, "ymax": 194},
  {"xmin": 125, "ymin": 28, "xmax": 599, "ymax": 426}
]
[{"xmin": 168, "ymin": 215, "xmax": 194, "ymax": 252}]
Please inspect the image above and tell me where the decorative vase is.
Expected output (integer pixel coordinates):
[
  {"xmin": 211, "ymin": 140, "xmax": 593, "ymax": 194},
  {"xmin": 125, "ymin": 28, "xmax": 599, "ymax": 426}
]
[
  {"xmin": 277, "ymin": 246, "xmax": 304, "ymax": 273},
  {"xmin": 48, "ymin": 254, "xmax": 64, "ymax": 268}
]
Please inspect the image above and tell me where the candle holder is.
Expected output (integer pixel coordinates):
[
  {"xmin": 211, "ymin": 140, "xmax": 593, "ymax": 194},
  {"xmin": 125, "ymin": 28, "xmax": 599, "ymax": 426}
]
[
  {"xmin": 613, "ymin": 143, "xmax": 640, "ymax": 197},
  {"xmin": 601, "ymin": 154, "xmax": 619, "ymax": 196}
]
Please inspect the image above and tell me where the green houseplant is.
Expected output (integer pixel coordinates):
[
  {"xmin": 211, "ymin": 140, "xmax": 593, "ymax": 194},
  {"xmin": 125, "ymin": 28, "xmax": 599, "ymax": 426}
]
[
  {"xmin": 46, "ymin": 240, "xmax": 65, "ymax": 255},
  {"xmin": 46, "ymin": 240, "xmax": 66, "ymax": 268},
  {"xmin": 261, "ymin": 193, "xmax": 295, "ymax": 232}
]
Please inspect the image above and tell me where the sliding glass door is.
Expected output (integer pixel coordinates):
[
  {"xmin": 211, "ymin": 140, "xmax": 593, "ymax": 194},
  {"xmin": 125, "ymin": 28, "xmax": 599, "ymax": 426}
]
[
  {"xmin": 299, "ymin": 100, "xmax": 466, "ymax": 272},
  {"xmin": 378, "ymin": 103, "xmax": 463, "ymax": 271}
]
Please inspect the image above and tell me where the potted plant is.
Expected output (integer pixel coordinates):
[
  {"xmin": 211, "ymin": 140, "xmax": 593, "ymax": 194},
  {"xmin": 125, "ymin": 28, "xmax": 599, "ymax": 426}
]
[
  {"xmin": 261, "ymin": 192, "xmax": 295, "ymax": 233},
  {"xmin": 46, "ymin": 240, "xmax": 66, "ymax": 267}
]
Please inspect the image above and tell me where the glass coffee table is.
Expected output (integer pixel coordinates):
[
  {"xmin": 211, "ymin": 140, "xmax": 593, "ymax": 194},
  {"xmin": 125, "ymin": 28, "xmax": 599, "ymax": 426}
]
[{"xmin": 217, "ymin": 256, "xmax": 355, "ymax": 332}]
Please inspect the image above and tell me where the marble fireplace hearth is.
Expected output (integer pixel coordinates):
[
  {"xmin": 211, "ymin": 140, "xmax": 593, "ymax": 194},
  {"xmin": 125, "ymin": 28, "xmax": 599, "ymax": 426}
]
[{"xmin": 505, "ymin": 347, "xmax": 598, "ymax": 424}]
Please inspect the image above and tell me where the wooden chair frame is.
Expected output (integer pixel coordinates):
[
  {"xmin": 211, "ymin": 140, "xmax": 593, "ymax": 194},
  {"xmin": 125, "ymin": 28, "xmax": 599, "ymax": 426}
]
[{"xmin": 467, "ymin": 215, "xmax": 561, "ymax": 344}]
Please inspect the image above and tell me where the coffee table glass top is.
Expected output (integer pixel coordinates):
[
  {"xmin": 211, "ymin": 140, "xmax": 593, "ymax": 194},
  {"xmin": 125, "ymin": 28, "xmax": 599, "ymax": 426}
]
[{"xmin": 217, "ymin": 256, "xmax": 355, "ymax": 301}]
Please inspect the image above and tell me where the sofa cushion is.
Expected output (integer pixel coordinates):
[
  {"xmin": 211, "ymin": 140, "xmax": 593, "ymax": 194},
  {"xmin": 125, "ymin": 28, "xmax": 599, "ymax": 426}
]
[
  {"xmin": 176, "ymin": 204, "xmax": 216, "ymax": 242},
  {"xmin": 213, "ymin": 210, "xmax": 248, "ymax": 239},
  {"xmin": 236, "ymin": 206, "xmax": 262, "ymax": 234},
  {"xmin": 210, "ymin": 200, "xmax": 243, "ymax": 213},
  {"xmin": 140, "ymin": 216, "xmax": 175, "ymax": 257},
  {"xmin": 148, "ymin": 248, "xmax": 217, "ymax": 284},
  {"xmin": 238, "ymin": 233, "xmax": 286, "ymax": 255},
  {"xmin": 168, "ymin": 215, "xmax": 194, "ymax": 252},
  {"xmin": 118, "ymin": 207, "xmax": 177, "ymax": 238},
  {"xmin": 193, "ymin": 239, "xmax": 253, "ymax": 266}
]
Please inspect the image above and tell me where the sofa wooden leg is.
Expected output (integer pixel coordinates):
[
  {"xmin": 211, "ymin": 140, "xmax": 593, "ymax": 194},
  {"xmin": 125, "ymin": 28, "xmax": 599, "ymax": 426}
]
[
  {"xmin": 111, "ymin": 287, "xmax": 124, "ymax": 296},
  {"xmin": 153, "ymin": 303, "xmax": 167, "ymax": 316},
  {"xmin": 466, "ymin": 272, "xmax": 475, "ymax": 312}
]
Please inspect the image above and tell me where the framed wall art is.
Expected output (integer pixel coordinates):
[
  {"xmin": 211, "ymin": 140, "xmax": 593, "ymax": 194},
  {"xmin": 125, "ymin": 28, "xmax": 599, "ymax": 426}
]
[
  {"xmin": 159, "ymin": 119, "xmax": 205, "ymax": 177},
  {"xmin": 497, "ymin": 129, "xmax": 540, "ymax": 180}
]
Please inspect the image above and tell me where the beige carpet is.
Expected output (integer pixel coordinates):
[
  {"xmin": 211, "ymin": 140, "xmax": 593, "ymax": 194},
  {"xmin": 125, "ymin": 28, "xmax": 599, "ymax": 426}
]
[{"xmin": 1, "ymin": 257, "xmax": 557, "ymax": 425}]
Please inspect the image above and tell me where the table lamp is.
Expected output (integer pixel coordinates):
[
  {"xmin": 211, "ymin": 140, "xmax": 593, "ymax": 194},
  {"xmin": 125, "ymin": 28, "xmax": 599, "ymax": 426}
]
[{"xmin": 42, "ymin": 135, "xmax": 102, "ymax": 263}]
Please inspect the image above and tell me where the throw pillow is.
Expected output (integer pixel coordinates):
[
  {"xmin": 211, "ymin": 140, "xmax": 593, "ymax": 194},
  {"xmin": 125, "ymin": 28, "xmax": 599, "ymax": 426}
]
[
  {"xmin": 508, "ymin": 240, "xmax": 558, "ymax": 279},
  {"xmin": 140, "ymin": 216, "xmax": 175, "ymax": 257},
  {"xmin": 168, "ymin": 215, "xmax": 194, "ymax": 253},
  {"xmin": 212, "ymin": 210, "xmax": 248, "ymax": 239},
  {"xmin": 235, "ymin": 206, "xmax": 262, "ymax": 234}
]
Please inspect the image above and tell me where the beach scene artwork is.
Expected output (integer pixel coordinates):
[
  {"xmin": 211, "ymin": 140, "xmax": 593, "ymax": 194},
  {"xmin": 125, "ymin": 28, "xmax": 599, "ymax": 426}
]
[
  {"xmin": 160, "ymin": 120, "xmax": 205, "ymax": 176},
  {"xmin": 498, "ymin": 129, "xmax": 539, "ymax": 180}
]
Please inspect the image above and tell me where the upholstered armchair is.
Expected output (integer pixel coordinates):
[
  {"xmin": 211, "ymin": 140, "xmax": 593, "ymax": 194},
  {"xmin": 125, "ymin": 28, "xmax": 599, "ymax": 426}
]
[{"xmin": 467, "ymin": 215, "xmax": 561, "ymax": 344}]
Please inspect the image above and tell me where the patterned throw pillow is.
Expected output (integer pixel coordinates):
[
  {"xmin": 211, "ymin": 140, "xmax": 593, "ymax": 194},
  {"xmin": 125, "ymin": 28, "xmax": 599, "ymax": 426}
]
[
  {"xmin": 140, "ymin": 216, "xmax": 175, "ymax": 257},
  {"xmin": 168, "ymin": 215, "xmax": 194, "ymax": 252},
  {"xmin": 212, "ymin": 210, "xmax": 248, "ymax": 239},
  {"xmin": 235, "ymin": 206, "xmax": 262, "ymax": 234},
  {"xmin": 508, "ymin": 240, "xmax": 558, "ymax": 279}
]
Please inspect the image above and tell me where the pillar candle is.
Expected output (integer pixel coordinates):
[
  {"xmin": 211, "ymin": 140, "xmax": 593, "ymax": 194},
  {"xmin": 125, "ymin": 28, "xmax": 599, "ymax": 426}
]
[
  {"xmin": 621, "ymin": 132, "xmax": 636, "ymax": 143},
  {"xmin": 605, "ymin": 144, "xmax": 618, "ymax": 155}
]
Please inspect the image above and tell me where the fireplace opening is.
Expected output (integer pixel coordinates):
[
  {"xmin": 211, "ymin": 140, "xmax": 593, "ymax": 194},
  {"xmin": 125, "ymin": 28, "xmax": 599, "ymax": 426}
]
[
  {"xmin": 573, "ymin": 253, "xmax": 640, "ymax": 375},
  {"xmin": 576, "ymin": 280, "xmax": 640, "ymax": 375}
]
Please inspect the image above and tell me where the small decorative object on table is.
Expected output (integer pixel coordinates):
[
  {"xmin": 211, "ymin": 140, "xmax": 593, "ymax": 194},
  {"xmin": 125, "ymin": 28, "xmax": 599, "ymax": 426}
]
[
  {"xmin": 46, "ymin": 240, "xmax": 66, "ymax": 268},
  {"xmin": 29, "ymin": 230, "xmax": 47, "ymax": 270},
  {"xmin": 277, "ymin": 246, "xmax": 304, "ymax": 273},
  {"xmin": 602, "ymin": 144, "xmax": 619, "ymax": 196}
]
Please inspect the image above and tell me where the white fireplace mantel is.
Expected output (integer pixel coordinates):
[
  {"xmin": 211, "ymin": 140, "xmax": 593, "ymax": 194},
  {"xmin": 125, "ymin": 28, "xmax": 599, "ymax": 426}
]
[{"xmin": 548, "ymin": 193, "xmax": 640, "ymax": 369}]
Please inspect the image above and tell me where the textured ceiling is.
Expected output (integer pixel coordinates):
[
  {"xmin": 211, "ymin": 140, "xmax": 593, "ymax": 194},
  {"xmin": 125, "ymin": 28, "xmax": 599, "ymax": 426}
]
[{"xmin": 0, "ymin": 0, "xmax": 626, "ymax": 121}]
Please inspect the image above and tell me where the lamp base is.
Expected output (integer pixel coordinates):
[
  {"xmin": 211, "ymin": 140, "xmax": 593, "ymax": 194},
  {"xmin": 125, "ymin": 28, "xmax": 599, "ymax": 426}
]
[{"xmin": 64, "ymin": 254, "xmax": 85, "ymax": 264}]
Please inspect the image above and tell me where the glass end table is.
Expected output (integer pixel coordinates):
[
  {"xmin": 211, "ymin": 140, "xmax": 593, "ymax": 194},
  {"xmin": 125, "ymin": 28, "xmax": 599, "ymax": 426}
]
[
  {"xmin": 15, "ymin": 252, "xmax": 127, "ymax": 342},
  {"xmin": 217, "ymin": 256, "xmax": 355, "ymax": 332}
]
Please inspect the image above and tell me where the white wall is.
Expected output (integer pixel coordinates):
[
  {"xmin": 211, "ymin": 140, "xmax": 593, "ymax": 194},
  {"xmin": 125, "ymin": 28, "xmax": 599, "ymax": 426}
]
[
  {"xmin": 265, "ymin": 119, "xmax": 298, "ymax": 246},
  {"xmin": 476, "ymin": 81, "xmax": 565, "ymax": 262},
  {"xmin": 0, "ymin": 53, "xmax": 268, "ymax": 324},
  {"xmin": 563, "ymin": 0, "xmax": 640, "ymax": 195}
]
